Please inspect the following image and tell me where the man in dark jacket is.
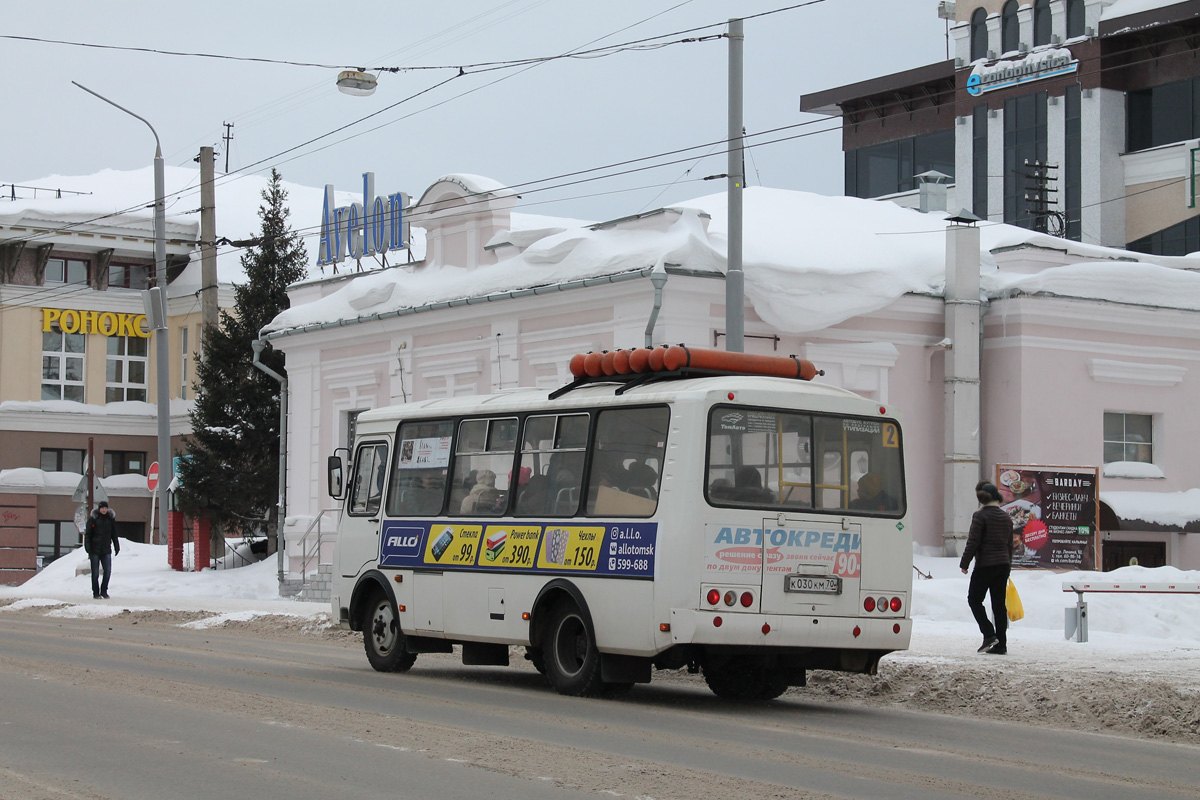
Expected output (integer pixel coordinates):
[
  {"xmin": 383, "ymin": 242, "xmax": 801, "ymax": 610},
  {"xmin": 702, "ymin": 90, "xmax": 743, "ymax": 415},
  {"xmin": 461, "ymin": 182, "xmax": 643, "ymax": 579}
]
[
  {"xmin": 84, "ymin": 501, "xmax": 120, "ymax": 599},
  {"xmin": 959, "ymin": 482, "xmax": 1015, "ymax": 654}
]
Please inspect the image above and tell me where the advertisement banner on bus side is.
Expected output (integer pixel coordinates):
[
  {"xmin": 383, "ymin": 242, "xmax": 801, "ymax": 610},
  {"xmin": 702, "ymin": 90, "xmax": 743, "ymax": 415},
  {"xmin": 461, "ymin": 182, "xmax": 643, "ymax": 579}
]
[
  {"xmin": 379, "ymin": 519, "xmax": 657, "ymax": 578},
  {"xmin": 703, "ymin": 523, "xmax": 861, "ymax": 578}
]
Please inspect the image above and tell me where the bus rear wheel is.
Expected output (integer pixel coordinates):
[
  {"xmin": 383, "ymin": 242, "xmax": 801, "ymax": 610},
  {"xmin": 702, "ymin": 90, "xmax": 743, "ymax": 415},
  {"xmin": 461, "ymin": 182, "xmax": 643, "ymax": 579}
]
[
  {"xmin": 703, "ymin": 657, "xmax": 789, "ymax": 701},
  {"xmin": 362, "ymin": 591, "xmax": 417, "ymax": 673},
  {"xmin": 543, "ymin": 602, "xmax": 606, "ymax": 696}
]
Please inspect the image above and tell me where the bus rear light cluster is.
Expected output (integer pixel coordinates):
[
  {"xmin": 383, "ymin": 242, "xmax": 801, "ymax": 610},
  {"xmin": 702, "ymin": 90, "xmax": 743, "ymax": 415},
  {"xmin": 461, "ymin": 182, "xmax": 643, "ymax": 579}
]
[
  {"xmin": 704, "ymin": 586, "xmax": 756, "ymax": 610},
  {"xmin": 863, "ymin": 596, "xmax": 903, "ymax": 613}
]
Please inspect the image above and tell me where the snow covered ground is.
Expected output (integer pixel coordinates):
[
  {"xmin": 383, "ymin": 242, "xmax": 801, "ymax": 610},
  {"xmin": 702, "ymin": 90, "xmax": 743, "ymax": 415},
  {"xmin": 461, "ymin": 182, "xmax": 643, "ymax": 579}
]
[
  {"xmin": 5, "ymin": 543, "xmax": 1199, "ymax": 741},
  {"xmin": 4, "ymin": 543, "xmax": 1197, "ymax": 686}
]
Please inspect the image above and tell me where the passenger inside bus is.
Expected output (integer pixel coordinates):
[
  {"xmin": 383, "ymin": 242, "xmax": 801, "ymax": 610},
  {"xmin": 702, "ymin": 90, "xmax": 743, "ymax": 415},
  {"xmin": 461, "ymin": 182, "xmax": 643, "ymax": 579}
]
[
  {"xmin": 460, "ymin": 469, "xmax": 498, "ymax": 514},
  {"xmin": 849, "ymin": 472, "xmax": 897, "ymax": 512},
  {"xmin": 733, "ymin": 466, "xmax": 776, "ymax": 504}
]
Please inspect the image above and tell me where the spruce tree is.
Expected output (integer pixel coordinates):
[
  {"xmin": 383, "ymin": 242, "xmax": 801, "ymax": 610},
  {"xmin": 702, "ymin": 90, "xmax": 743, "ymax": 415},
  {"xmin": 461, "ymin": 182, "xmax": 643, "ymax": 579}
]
[{"xmin": 179, "ymin": 169, "xmax": 307, "ymax": 548}]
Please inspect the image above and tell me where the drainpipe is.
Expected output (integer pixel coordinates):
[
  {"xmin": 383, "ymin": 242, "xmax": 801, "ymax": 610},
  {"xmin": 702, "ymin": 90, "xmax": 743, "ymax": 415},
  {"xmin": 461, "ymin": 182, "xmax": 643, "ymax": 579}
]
[
  {"xmin": 251, "ymin": 337, "xmax": 287, "ymax": 588},
  {"xmin": 644, "ymin": 262, "xmax": 669, "ymax": 347},
  {"xmin": 943, "ymin": 214, "xmax": 983, "ymax": 557}
]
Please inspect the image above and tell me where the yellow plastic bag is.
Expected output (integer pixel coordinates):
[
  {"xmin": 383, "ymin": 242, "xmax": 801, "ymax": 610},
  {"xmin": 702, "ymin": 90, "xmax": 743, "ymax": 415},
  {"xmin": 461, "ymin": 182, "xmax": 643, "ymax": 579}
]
[{"xmin": 1006, "ymin": 578, "xmax": 1024, "ymax": 622}]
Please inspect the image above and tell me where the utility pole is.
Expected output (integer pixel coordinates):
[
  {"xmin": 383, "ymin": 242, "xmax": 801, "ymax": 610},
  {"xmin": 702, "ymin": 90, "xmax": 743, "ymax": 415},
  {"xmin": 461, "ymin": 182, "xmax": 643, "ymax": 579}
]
[
  {"xmin": 199, "ymin": 146, "xmax": 218, "ymax": 338},
  {"xmin": 726, "ymin": 17, "xmax": 745, "ymax": 353},
  {"xmin": 222, "ymin": 122, "xmax": 234, "ymax": 173}
]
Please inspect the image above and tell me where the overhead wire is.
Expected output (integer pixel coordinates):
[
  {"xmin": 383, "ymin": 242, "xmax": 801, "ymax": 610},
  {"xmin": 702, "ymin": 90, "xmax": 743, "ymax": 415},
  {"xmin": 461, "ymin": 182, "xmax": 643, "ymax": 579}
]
[{"xmin": 5, "ymin": 5, "xmax": 1193, "ymax": 260}]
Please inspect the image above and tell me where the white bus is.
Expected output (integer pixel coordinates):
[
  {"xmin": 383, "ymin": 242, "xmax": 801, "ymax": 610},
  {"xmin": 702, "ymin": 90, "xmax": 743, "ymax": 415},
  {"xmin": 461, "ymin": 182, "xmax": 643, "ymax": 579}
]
[{"xmin": 328, "ymin": 347, "xmax": 911, "ymax": 700}]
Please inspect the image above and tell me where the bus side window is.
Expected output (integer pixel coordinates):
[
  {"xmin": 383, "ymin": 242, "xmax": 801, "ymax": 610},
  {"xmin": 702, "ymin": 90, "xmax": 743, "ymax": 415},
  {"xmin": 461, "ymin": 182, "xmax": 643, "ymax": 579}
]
[
  {"xmin": 349, "ymin": 442, "xmax": 388, "ymax": 516},
  {"xmin": 585, "ymin": 406, "xmax": 669, "ymax": 517},
  {"xmin": 516, "ymin": 413, "xmax": 588, "ymax": 517},
  {"xmin": 451, "ymin": 417, "xmax": 518, "ymax": 518},
  {"xmin": 386, "ymin": 419, "xmax": 453, "ymax": 517}
]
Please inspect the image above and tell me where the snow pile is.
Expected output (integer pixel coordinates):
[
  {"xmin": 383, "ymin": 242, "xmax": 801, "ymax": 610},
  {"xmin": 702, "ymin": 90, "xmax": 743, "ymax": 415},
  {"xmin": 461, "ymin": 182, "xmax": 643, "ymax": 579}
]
[{"xmin": 1100, "ymin": 488, "xmax": 1200, "ymax": 528}]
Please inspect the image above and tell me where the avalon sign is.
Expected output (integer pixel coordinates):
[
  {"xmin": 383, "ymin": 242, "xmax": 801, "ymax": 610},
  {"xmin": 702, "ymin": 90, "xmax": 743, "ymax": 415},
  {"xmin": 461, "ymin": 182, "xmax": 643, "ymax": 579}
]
[
  {"xmin": 317, "ymin": 172, "xmax": 411, "ymax": 267},
  {"xmin": 967, "ymin": 48, "xmax": 1078, "ymax": 96}
]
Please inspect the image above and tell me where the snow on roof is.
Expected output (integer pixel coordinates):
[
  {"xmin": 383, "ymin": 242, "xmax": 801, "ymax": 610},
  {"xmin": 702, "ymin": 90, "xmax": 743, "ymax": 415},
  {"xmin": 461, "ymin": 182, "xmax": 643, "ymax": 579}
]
[
  {"xmin": 264, "ymin": 183, "xmax": 1200, "ymax": 337},
  {"xmin": 3, "ymin": 167, "xmax": 361, "ymax": 287},
  {"xmin": 1101, "ymin": 489, "xmax": 1200, "ymax": 528},
  {"xmin": 429, "ymin": 173, "xmax": 517, "ymax": 198},
  {"xmin": 0, "ymin": 467, "xmax": 148, "ymax": 493},
  {"xmin": 1101, "ymin": 0, "xmax": 1188, "ymax": 21},
  {"xmin": 0, "ymin": 398, "xmax": 193, "ymax": 417}
]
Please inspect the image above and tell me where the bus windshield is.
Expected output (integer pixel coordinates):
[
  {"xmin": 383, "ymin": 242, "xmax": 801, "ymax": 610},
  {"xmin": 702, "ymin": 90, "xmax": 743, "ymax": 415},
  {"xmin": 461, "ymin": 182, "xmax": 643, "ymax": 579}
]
[{"xmin": 706, "ymin": 405, "xmax": 905, "ymax": 517}]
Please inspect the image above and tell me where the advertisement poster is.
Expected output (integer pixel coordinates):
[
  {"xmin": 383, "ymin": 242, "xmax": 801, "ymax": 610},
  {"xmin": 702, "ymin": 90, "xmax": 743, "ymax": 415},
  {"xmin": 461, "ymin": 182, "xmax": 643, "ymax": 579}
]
[
  {"xmin": 379, "ymin": 519, "xmax": 657, "ymax": 578},
  {"xmin": 703, "ymin": 522, "xmax": 862, "ymax": 578},
  {"xmin": 995, "ymin": 465, "xmax": 1098, "ymax": 570}
]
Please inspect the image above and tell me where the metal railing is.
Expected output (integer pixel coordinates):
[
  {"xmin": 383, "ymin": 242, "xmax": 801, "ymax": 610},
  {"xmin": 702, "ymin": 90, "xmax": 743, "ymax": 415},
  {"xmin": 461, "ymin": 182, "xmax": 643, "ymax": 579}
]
[{"xmin": 297, "ymin": 509, "xmax": 339, "ymax": 590}]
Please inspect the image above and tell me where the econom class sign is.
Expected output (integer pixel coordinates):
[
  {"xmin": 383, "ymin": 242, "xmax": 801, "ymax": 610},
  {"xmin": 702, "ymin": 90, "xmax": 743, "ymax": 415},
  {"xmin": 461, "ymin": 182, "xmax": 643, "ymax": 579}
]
[{"xmin": 967, "ymin": 48, "xmax": 1078, "ymax": 96}]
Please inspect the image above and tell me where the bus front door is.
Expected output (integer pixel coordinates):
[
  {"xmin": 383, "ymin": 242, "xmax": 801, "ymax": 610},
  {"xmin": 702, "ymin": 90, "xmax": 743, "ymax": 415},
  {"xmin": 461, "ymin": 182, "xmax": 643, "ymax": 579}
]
[{"xmin": 759, "ymin": 515, "xmax": 861, "ymax": 617}]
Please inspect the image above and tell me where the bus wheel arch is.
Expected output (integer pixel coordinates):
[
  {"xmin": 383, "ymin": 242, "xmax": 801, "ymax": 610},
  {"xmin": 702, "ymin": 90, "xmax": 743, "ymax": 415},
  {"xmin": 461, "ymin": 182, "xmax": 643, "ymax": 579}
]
[
  {"xmin": 348, "ymin": 571, "xmax": 396, "ymax": 633},
  {"xmin": 530, "ymin": 580, "xmax": 606, "ymax": 696},
  {"xmin": 356, "ymin": 578, "xmax": 416, "ymax": 673}
]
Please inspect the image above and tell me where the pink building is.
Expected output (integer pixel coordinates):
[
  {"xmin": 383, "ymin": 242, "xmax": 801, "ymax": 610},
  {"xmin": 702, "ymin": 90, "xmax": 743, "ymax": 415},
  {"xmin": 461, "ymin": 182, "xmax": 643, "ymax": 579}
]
[{"xmin": 266, "ymin": 173, "xmax": 1200, "ymax": 581}]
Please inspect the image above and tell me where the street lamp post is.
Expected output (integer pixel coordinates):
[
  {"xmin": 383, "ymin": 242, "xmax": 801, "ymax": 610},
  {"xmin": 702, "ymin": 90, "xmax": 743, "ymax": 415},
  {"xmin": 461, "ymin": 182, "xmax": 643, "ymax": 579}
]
[{"xmin": 73, "ymin": 81, "xmax": 172, "ymax": 548}]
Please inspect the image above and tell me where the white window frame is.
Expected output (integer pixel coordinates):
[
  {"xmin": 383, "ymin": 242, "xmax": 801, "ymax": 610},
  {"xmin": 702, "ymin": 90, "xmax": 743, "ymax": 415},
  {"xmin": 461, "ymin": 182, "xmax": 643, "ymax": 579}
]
[
  {"xmin": 1103, "ymin": 411, "xmax": 1155, "ymax": 464},
  {"xmin": 106, "ymin": 334, "xmax": 149, "ymax": 402},
  {"xmin": 42, "ymin": 324, "xmax": 86, "ymax": 402}
]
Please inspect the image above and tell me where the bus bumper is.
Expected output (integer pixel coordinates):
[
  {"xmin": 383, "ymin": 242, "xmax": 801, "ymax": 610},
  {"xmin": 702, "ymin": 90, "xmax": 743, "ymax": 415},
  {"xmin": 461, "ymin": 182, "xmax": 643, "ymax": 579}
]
[{"xmin": 669, "ymin": 608, "xmax": 912, "ymax": 651}]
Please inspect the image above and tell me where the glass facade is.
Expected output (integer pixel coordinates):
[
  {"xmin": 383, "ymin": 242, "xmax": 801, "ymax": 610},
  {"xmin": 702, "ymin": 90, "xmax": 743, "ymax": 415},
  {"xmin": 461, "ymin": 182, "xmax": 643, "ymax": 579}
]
[
  {"xmin": 1003, "ymin": 92, "xmax": 1048, "ymax": 229},
  {"xmin": 1065, "ymin": 84, "xmax": 1082, "ymax": 241},
  {"xmin": 972, "ymin": 105, "xmax": 989, "ymax": 218},
  {"xmin": 1001, "ymin": 1, "xmax": 1020, "ymax": 53},
  {"xmin": 970, "ymin": 8, "xmax": 988, "ymax": 61},
  {"xmin": 1127, "ymin": 77, "xmax": 1200, "ymax": 153},
  {"xmin": 1033, "ymin": 0, "xmax": 1052, "ymax": 47},
  {"xmin": 846, "ymin": 130, "xmax": 955, "ymax": 199},
  {"xmin": 1128, "ymin": 215, "xmax": 1200, "ymax": 257}
]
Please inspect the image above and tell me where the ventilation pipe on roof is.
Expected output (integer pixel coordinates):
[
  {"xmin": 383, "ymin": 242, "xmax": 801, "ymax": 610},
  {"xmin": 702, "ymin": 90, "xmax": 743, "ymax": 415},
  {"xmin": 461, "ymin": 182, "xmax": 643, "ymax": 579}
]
[{"xmin": 918, "ymin": 170, "xmax": 952, "ymax": 214}]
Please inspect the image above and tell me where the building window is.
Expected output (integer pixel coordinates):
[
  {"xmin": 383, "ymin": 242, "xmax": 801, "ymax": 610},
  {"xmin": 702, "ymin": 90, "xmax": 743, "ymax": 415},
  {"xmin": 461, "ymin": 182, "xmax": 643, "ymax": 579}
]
[
  {"xmin": 1001, "ymin": 1, "xmax": 1020, "ymax": 52},
  {"xmin": 104, "ymin": 450, "xmax": 147, "ymax": 476},
  {"xmin": 38, "ymin": 521, "xmax": 80, "ymax": 564},
  {"xmin": 180, "ymin": 326, "xmax": 189, "ymax": 401},
  {"xmin": 41, "ymin": 448, "xmax": 86, "ymax": 473},
  {"xmin": 44, "ymin": 257, "xmax": 88, "ymax": 285},
  {"xmin": 42, "ymin": 324, "xmax": 86, "ymax": 402},
  {"xmin": 106, "ymin": 335, "xmax": 148, "ymax": 402},
  {"xmin": 847, "ymin": 130, "xmax": 955, "ymax": 199},
  {"xmin": 1104, "ymin": 412, "xmax": 1153, "ymax": 464},
  {"xmin": 108, "ymin": 263, "xmax": 153, "ymax": 290},
  {"xmin": 1126, "ymin": 77, "xmax": 1200, "ymax": 153},
  {"xmin": 1128, "ymin": 216, "xmax": 1200, "ymax": 256},
  {"xmin": 1003, "ymin": 91, "xmax": 1048, "ymax": 229},
  {"xmin": 970, "ymin": 7, "xmax": 988, "ymax": 61},
  {"xmin": 1033, "ymin": 0, "xmax": 1052, "ymax": 47},
  {"xmin": 1066, "ymin": 0, "xmax": 1085, "ymax": 38},
  {"xmin": 972, "ymin": 105, "xmax": 989, "ymax": 218},
  {"xmin": 1065, "ymin": 84, "xmax": 1082, "ymax": 241}
]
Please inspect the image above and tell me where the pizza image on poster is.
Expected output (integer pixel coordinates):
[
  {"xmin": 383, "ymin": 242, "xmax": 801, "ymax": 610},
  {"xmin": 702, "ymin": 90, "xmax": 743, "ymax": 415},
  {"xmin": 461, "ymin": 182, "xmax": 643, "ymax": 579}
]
[{"xmin": 996, "ymin": 465, "xmax": 1098, "ymax": 570}]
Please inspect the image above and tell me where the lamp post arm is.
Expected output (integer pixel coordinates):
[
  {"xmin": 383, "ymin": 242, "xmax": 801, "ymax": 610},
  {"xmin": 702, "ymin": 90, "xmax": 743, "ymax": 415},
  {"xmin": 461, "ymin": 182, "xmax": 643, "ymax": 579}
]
[{"xmin": 72, "ymin": 81, "xmax": 161, "ymax": 155}]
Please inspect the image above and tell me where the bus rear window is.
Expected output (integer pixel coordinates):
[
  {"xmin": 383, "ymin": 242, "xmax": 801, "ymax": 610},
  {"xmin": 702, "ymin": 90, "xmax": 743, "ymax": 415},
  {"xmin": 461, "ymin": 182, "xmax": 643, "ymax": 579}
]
[{"xmin": 706, "ymin": 405, "xmax": 904, "ymax": 517}]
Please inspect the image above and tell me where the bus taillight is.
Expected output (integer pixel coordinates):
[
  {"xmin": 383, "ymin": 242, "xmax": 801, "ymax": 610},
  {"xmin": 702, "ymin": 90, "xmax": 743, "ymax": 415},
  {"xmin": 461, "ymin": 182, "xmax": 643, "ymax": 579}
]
[
  {"xmin": 740, "ymin": 591, "xmax": 753, "ymax": 608},
  {"xmin": 706, "ymin": 589, "xmax": 721, "ymax": 605},
  {"xmin": 713, "ymin": 616, "xmax": 723, "ymax": 627},
  {"xmin": 723, "ymin": 590, "xmax": 736, "ymax": 606},
  {"xmin": 890, "ymin": 597, "xmax": 902, "ymax": 612},
  {"xmin": 876, "ymin": 596, "xmax": 888, "ymax": 612},
  {"xmin": 863, "ymin": 596, "xmax": 876, "ymax": 612}
]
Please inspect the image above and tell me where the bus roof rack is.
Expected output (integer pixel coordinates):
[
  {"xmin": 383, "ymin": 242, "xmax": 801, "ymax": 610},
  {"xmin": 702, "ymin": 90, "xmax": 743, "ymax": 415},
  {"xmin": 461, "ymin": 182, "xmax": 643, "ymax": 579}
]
[{"xmin": 550, "ymin": 346, "xmax": 823, "ymax": 400}]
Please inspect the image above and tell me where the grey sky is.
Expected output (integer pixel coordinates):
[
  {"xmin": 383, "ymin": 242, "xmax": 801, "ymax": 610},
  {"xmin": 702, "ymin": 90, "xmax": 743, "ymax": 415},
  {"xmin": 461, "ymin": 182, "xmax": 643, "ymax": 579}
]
[{"xmin": 2, "ymin": 1, "xmax": 948, "ymax": 222}]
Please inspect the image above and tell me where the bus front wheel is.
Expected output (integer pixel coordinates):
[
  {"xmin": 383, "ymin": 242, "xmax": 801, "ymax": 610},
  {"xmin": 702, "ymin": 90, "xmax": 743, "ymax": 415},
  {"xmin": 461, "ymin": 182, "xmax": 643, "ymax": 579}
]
[
  {"xmin": 542, "ymin": 602, "xmax": 605, "ymax": 696},
  {"xmin": 703, "ymin": 657, "xmax": 789, "ymax": 701},
  {"xmin": 362, "ymin": 592, "xmax": 417, "ymax": 673}
]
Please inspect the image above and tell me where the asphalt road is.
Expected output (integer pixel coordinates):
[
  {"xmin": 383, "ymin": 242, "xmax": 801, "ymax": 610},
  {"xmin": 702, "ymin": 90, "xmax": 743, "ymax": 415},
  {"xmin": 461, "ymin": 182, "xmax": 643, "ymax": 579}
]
[{"xmin": 1, "ymin": 611, "xmax": 1197, "ymax": 800}]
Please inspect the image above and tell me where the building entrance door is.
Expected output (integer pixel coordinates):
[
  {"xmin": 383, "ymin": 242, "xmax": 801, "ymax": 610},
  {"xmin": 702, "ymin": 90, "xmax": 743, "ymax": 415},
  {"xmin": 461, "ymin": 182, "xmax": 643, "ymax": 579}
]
[{"xmin": 1102, "ymin": 540, "xmax": 1166, "ymax": 571}]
